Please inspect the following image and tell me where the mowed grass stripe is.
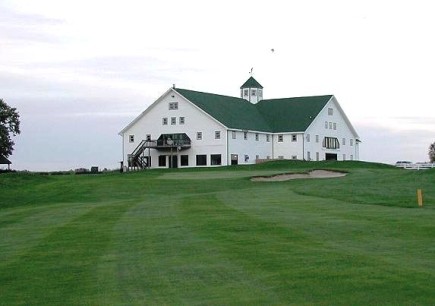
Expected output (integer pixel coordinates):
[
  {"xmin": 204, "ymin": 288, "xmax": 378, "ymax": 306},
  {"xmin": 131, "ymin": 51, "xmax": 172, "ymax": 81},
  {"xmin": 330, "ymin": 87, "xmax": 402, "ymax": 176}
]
[
  {"xmin": 179, "ymin": 192, "xmax": 435, "ymax": 304},
  {"xmin": 0, "ymin": 201, "xmax": 133, "ymax": 305}
]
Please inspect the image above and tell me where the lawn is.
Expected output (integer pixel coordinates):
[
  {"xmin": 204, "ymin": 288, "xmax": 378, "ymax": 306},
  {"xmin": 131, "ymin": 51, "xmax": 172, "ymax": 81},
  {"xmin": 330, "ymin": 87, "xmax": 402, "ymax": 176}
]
[{"xmin": 0, "ymin": 161, "xmax": 434, "ymax": 305}]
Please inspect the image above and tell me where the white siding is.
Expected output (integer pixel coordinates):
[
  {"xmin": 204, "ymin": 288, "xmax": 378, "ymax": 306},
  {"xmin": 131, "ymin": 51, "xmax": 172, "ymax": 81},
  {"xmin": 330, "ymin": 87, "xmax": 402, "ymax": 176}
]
[{"xmin": 122, "ymin": 90, "xmax": 226, "ymax": 168}]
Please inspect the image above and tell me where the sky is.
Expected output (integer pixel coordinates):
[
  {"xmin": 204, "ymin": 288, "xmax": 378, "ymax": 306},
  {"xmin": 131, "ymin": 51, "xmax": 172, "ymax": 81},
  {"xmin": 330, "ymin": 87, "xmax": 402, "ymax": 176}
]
[{"xmin": 1, "ymin": 0, "xmax": 434, "ymax": 171}]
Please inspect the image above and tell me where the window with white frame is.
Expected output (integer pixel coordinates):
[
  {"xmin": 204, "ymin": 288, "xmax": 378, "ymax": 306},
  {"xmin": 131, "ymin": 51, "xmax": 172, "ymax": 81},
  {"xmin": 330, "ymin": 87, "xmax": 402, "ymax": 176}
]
[
  {"xmin": 322, "ymin": 137, "xmax": 340, "ymax": 149},
  {"xmin": 244, "ymin": 132, "xmax": 248, "ymax": 140},
  {"xmin": 328, "ymin": 108, "xmax": 333, "ymax": 115},
  {"xmin": 307, "ymin": 151, "xmax": 311, "ymax": 160},
  {"xmin": 162, "ymin": 117, "xmax": 168, "ymax": 125},
  {"xmin": 333, "ymin": 123, "xmax": 337, "ymax": 130},
  {"xmin": 179, "ymin": 117, "xmax": 185, "ymax": 124},
  {"xmin": 350, "ymin": 139, "xmax": 354, "ymax": 146},
  {"xmin": 244, "ymin": 89, "xmax": 248, "ymax": 96},
  {"xmin": 171, "ymin": 117, "xmax": 176, "ymax": 125},
  {"xmin": 325, "ymin": 121, "xmax": 328, "ymax": 129},
  {"xmin": 255, "ymin": 133, "xmax": 259, "ymax": 141},
  {"xmin": 278, "ymin": 134, "xmax": 283, "ymax": 142},
  {"xmin": 169, "ymin": 102, "xmax": 178, "ymax": 110},
  {"xmin": 129, "ymin": 135, "xmax": 134, "ymax": 143},
  {"xmin": 306, "ymin": 134, "xmax": 310, "ymax": 142},
  {"xmin": 215, "ymin": 131, "xmax": 221, "ymax": 139},
  {"xmin": 329, "ymin": 122, "xmax": 333, "ymax": 129},
  {"xmin": 197, "ymin": 132, "xmax": 202, "ymax": 140},
  {"xmin": 266, "ymin": 134, "xmax": 270, "ymax": 142},
  {"xmin": 211, "ymin": 154, "xmax": 222, "ymax": 165},
  {"xmin": 232, "ymin": 131, "xmax": 236, "ymax": 139},
  {"xmin": 316, "ymin": 135, "xmax": 319, "ymax": 143},
  {"xmin": 316, "ymin": 152, "xmax": 319, "ymax": 161},
  {"xmin": 146, "ymin": 134, "xmax": 151, "ymax": 141},
  {"xmin": 342, "ymin": 138, "xmax": 346, "ymax": 145},
  {"xmin": 252, "ymin": 89, "xmax": 256, "ymax": 96},
  {"xmin": 291, "ymin": 134, "xmax": 297, "ymax": 142}
]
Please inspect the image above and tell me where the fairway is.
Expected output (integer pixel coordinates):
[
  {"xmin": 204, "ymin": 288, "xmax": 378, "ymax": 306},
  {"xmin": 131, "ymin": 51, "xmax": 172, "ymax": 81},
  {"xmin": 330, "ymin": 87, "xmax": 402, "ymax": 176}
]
[{"xmin": 1, "ymin": 161, "xmax": 434, "ymax": 305}]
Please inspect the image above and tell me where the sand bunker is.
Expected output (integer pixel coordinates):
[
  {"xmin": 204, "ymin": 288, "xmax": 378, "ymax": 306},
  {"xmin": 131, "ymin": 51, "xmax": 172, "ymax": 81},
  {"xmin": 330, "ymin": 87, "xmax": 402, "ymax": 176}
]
[{"xmin": 251, "ymin": 170, "xmax": 347, "ymax": 182}]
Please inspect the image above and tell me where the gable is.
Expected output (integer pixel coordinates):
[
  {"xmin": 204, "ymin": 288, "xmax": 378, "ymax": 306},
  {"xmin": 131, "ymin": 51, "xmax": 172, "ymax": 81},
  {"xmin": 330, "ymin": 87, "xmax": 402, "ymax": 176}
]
[{"xmin": 257, "ymin": 95, "xmax": 333, "ymax": 132}]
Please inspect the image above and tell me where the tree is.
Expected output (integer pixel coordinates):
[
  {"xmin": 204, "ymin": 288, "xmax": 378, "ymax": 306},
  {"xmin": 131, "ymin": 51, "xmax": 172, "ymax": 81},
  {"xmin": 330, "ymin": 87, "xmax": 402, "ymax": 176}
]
[
  {"xmin": 0, "ymin": 99, "xmax": 21, "ymax": 158},
  {"xmin": 429, "ymin": 142, "xmax": 435, "ymax": 163}
]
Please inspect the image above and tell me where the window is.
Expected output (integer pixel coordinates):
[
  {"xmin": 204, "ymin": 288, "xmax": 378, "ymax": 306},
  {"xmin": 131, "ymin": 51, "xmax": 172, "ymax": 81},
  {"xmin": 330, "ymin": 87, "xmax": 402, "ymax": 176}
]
[
  {"xmin": 328, "ymin": 108, "xmax": 333, "ymax": 115},
  {"xmin": 322, "ymin": 137, "xmax": 340, "ymax": 149},
  {"xmin": 292, "ymin": 155, "xmax": 297, "ymax": 160},
  {"xmin": 244, "ymin": 155, "xmax": 249, "ymax": 162},
  {"xmin": 316, "ymin": 135, "xmax": 319, "ymax": 143},
  {"xmin": 316, "ymin": 152, "xmax": 319, "ymax": 161},
  {"xmin": 232, "ymin": 131, "xmax": 236, "ymax": 139},
  {"xmin": 255, "ymin": 133, "xmax": 259, "ymax": 141},
  {"xmin": 244, "ymin": 89, "xmax": 248, "ymax": 96},
  {"xmin": 171, "ymin": 117, "xmax": 176, "ymax": 125},
  {"xmin": 278, "ymin": 135, "xmax": 283, "ymax": 142},
  {"xmin": 179, "ymin": 117, "xmax": 185, "ymax": 124},
  {"xmin": 333, "ymin": 123, "xmax": 337, "ymax": 130},
  {"xmin": 256, "ymin": 155, "xmax": 259, "ymax": 160},
  {"xmin": 146, "ymin": 134, "xmax": 151, "ymax": 141},
  {"xmin": 211, "ymin": 154, "xmax": 222, "ymax": 165},
  {"xmin": 278, "ymin": 156, "xmax": 284, "ymax": 160},
  {"xmin": 158, "ymin": 155, "xmax": 166, "ymax": 167},
  {"xmin": 162, "ymin": 117, "xmax": 168, "ymax": 125},
  {"xmin": 350, "ymin": 155, "xmax": 354, "ymax": 160},
  {"xmin": 342, "ymin": 138, "xmax": 346, "ymax": 145},
  {"xmin": 306, "ymin": 134, "xmax": 310, "ymax": 142},
  {"xmin": 196, "ymin": 132, "xmax": 202, "ymax": 140},
  {"xmin": 307, "ymin": 151, "xmax": 311, "ymax": 160},
  {"xmin": 180, "ymin": 155, "xmax": 189, "ymax": 166},
  {"xmin": 252, "ymin": 89, "xmax": 256, "ymax": 96},
  {"xmin": 129, "ymin": 135, "xmax": 134, "ymax": 143},
  {"xmin": 291, "ymin": 134, "xmax": 297, "ymax": 142},
  {"xmin": 329, "ymin": 122, "xmax": 333, "ymax": 129},
  {"xmin": 258, "ymin": 89, "xmax": 263, "ymax": 98},
  {"xmin": 196, "ymin": 155, "xmax": 207, "ymax": 166},
  {"xmin": 244, "ymin": 132, "xmax": 248, "ymax": 140},
  {"xmin": 343, "ymin": 154, "xmax": 346, "ymax": 160},
  {"xmin": 350, "ymin": 139, "xmax": 354, "ymax": 146},
  {"xmin": 169, "ymin": 102, "xmax": 178, "ymax": 110},
  {"xmin": 325, "ymin": 121, "xmax": 328, "ymax": 129},
  {"xmin": 266, "ymin": 134, "xmax": 270, "ymax": 142},
  {"xmin": 215, "ymin": 131, "xmax": 221, "ymax": 139}
]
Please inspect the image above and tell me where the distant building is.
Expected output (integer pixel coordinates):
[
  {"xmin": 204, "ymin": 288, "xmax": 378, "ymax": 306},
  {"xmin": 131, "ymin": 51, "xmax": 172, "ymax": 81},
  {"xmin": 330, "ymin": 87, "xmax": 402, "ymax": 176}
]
[
  {"xmin": 0, "ymin": 155, "xmax": 11, "ymax": 170},
  {"xmin": 120, "ymin": 76, "xmax": 360, "ymax": 169}
]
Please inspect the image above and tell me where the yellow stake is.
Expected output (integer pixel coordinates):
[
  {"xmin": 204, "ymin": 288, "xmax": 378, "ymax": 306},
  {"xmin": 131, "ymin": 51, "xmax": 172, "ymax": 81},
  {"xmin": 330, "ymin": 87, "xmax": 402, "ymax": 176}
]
[{"xmin": 417, "ymin": 189, "xmax": 423, "ymax": 207}]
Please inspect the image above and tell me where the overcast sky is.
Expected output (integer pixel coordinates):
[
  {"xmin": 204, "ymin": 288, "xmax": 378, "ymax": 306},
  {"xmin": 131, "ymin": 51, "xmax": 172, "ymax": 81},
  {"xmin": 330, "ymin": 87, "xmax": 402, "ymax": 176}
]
[{"xmin": 1, "ymin": 0, "xmax": 434, "ymax": 171}]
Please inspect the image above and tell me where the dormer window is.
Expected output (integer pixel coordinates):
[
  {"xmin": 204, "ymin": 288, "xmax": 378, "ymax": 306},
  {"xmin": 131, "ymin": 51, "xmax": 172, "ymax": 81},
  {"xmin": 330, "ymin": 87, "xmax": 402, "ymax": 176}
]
[
  {"xmin": 244, "ymin": 89, "xmax": 248, "ymax": 96},
  {"xmin": 252, "ymin": 89, "xmax": 256, "ymax": 96}
]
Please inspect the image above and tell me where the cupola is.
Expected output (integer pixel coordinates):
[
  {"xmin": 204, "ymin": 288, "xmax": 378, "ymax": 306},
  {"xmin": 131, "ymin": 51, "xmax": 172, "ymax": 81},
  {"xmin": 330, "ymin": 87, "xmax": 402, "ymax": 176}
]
[{"xmin": 240, "ymin": 76, "xmax": 263, "ymax": 104}]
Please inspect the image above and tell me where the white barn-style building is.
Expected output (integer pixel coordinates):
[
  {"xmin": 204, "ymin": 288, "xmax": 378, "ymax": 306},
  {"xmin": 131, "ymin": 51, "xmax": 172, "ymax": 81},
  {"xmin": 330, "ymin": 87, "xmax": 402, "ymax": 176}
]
[{"xmin": 119, "ymin": 77, "xmax": 360, "ymax": 169}]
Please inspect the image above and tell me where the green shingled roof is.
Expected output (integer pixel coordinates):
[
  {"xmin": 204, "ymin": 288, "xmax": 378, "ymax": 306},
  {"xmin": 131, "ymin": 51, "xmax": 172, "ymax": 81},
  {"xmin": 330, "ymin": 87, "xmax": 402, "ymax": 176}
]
[
  {"xmin": 258, "ymin": 96, "xmax": 333, "ymax": 132},
  {"xmin": 240, "ymin": 76, "xmax": 263, "ymax": 89},
  {"xmin": 175, "ymin": 88, "xmax": 332, "ymax": 133},
  {"xmin": 175, "ymin": 88, "xmax": 272, "ymax": 132}
]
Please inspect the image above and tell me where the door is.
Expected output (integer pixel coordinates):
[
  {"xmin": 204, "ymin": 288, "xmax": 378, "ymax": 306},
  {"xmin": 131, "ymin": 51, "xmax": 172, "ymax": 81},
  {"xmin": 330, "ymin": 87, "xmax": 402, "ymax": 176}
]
[
  {"xmin": 325, "ymin": 153, "xmax": 337, "ymax": 160},
  {"xmin": 170, "ymin": 155, "xmax": 178, "ymax": 168}
]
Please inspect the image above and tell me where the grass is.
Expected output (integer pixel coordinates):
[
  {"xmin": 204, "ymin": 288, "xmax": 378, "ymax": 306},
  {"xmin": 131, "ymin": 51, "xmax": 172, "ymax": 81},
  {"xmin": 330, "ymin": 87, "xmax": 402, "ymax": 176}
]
[{"xmin": 0, "ymin": 161, "xmax": 434, "ymax": 305}]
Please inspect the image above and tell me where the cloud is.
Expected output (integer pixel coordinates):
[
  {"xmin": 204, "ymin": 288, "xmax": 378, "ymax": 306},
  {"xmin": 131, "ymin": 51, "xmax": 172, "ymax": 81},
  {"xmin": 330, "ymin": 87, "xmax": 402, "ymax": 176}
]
[{"xmin": 0, "ymin": 7, "xmax": 63, "ymax": 45}]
